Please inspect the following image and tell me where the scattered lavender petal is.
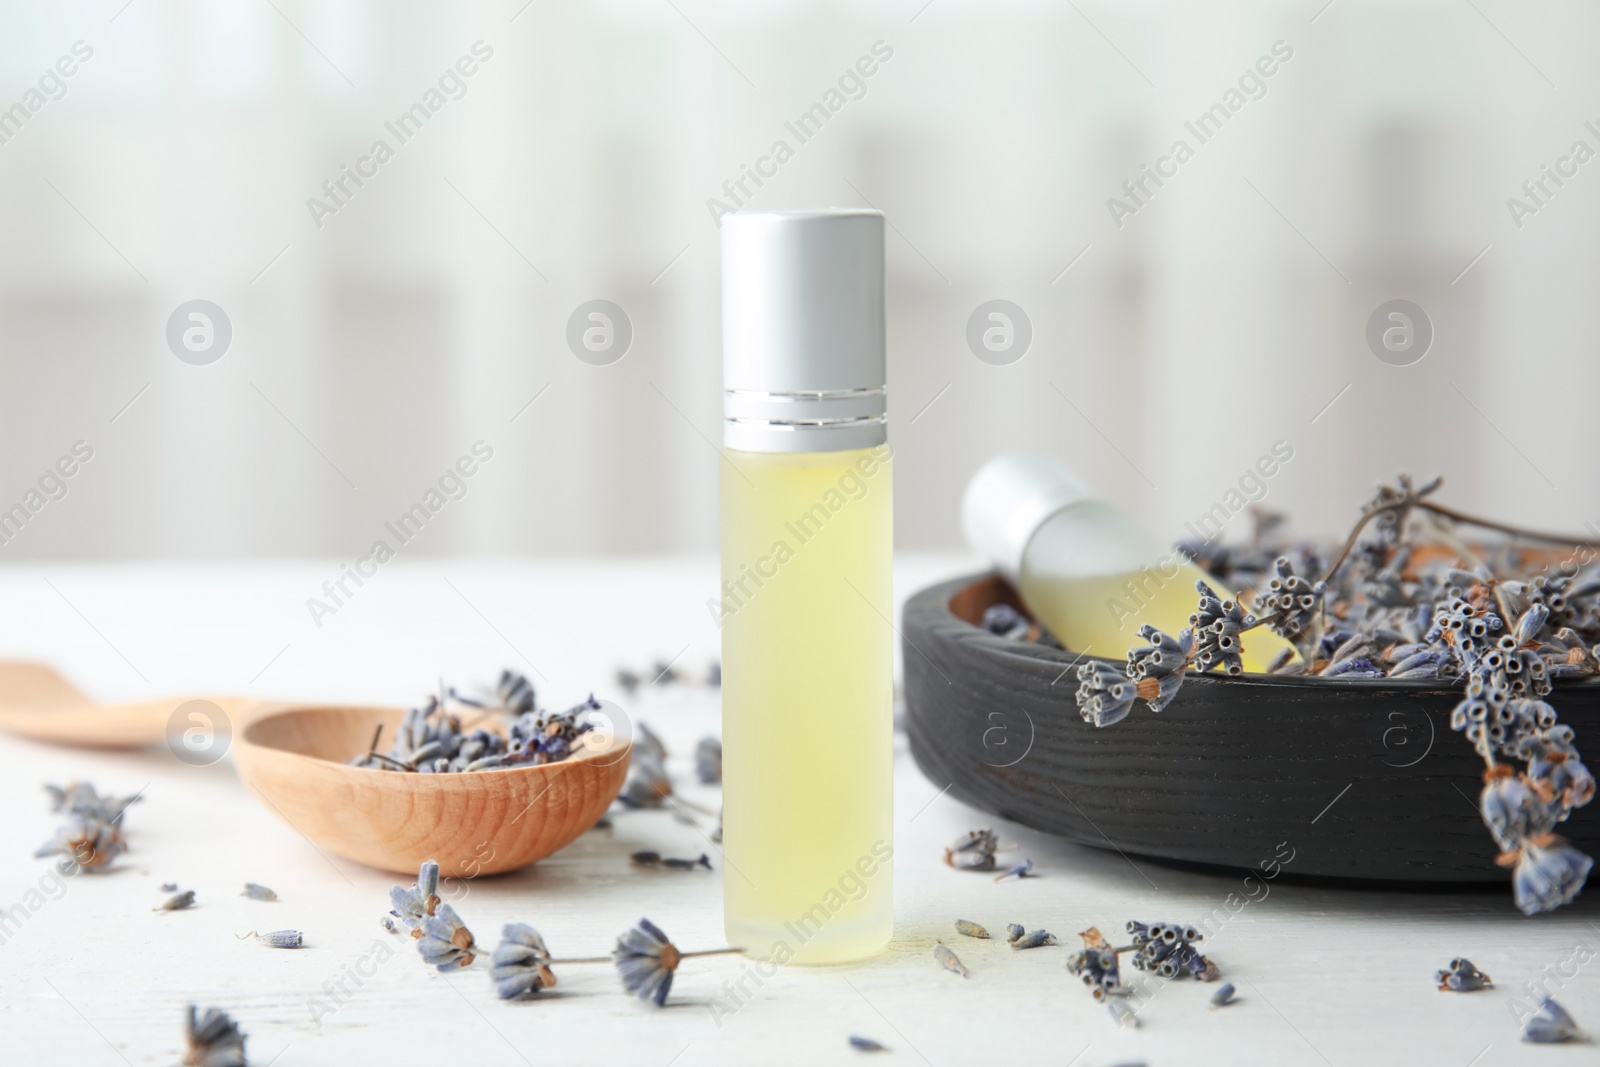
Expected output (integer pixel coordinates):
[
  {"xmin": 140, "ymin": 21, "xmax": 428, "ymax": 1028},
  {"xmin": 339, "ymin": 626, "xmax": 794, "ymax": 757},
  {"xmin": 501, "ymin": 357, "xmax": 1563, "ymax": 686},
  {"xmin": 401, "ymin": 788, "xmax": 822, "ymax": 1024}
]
[
  {"xmin": 183, "ymin": 1005, "xmax": 246, "ymax": 1067},
  {"xmin": 933, "ymin": 943, "xmax": 968, "ymax": 978},
  {"xmin": 993, "ymin": 859, "xmax": 1034, "ymax": 882},
  {"xmin": 1522, "ymin": 996, "xmax": 1583, "ymax": 1043},
  {"xmin": 243, "ymin": 929, "xmax": 303, "ymax": 949},
  {"xmin": 1010, "ymin": 928, "xmax": 1057, "ymax": 949},
  {"xmin": 1435, "ymin": 958, "xmax": 1491, "ymax": 992},
  {"xmin": 156, "ymin": 890, "xmax": 195, "ymax": 911}
]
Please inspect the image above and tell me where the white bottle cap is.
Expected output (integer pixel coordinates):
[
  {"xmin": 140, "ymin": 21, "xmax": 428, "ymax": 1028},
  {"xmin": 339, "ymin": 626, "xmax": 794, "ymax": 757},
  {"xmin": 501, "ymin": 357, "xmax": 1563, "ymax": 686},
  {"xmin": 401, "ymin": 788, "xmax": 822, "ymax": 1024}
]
[
  {"xmin": 962, "ymin": 454, "xmax": 1094, "ymax": 581},
  {"xmin": 721, "ymin": 210, "xmax": 886, "ymax": 453}
]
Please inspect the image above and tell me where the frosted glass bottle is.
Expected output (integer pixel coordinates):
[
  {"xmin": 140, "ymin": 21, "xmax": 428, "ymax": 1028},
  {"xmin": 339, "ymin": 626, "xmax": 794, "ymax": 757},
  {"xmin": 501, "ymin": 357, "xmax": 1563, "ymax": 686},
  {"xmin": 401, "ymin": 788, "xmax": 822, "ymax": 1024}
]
[
  {"xmin": 716, "ymin": 210, "xmax": 894, "ymax": 964},
  {"xmin": 962, "ymin": 455, "xmax": 1294, "ymax": 671}
]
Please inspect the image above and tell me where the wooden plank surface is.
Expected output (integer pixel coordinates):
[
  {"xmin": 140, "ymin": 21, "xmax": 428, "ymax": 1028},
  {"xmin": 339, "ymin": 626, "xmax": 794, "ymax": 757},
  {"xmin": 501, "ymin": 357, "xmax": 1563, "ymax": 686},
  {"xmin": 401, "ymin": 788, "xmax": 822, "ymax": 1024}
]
[{"xmin": 0, "ymin": 558, "xmax": 1593, "ymax": 1066}]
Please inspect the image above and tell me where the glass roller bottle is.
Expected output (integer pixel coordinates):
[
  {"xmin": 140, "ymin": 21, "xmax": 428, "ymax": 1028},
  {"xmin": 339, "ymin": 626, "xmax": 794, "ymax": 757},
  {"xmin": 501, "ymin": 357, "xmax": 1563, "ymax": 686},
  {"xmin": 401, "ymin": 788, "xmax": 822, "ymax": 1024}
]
[
  {"xmin": 963, "ymin": 454, "xmax": 1297, "ymax": 671},
  {"xmin": 718, "ymin": 209, "xmax": 894, "ymax": 964}
]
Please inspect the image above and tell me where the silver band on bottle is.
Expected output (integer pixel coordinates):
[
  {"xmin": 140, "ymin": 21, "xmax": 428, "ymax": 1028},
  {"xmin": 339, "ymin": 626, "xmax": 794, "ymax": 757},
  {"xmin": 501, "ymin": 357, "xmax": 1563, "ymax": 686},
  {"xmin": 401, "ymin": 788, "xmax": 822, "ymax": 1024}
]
[{"xmin": 722, "ymin": 388, "xmax": 887, "ymax": 452}]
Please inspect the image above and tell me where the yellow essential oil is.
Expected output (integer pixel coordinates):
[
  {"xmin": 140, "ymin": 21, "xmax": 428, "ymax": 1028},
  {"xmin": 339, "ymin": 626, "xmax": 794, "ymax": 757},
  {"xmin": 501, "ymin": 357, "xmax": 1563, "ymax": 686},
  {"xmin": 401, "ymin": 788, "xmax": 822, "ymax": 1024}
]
[
  {"xmin": 718, "ymin": 444, "xmax": 895, "ymax": 963},
  {"xmin": 964, "ymin": 457, "xmax": 1298, "ymax": 672},
  {"xmin": 1021, "ymin": 565, "xmax": 1292, "ymax": 672}
]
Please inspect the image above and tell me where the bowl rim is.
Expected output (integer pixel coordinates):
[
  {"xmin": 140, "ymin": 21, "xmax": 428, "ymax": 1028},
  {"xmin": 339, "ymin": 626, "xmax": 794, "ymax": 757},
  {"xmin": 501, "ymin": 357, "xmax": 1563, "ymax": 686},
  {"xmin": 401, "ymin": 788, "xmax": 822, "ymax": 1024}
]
[
  {"xmin": 237, "ymin": 703, "xmax": 634, "ymax": 776},
  {"xmin": 925, "ymin": 570, "xmax": 1600, "ymax": 696}
]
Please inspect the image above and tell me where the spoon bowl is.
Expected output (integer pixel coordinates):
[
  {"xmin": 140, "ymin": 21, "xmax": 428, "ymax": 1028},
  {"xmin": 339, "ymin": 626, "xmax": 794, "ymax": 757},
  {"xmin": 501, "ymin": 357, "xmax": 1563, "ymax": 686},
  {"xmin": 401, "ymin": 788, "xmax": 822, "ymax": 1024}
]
[{"xmin": 233, "ymin": 705, "xmax": 631, "ymax": 876}]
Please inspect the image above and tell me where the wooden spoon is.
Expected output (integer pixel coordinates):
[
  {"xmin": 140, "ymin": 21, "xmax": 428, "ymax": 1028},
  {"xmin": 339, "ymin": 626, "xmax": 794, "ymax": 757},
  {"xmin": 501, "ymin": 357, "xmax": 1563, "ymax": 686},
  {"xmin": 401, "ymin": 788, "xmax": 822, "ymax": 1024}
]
[
  {"xmin": 233, "ymin": 704, "xmax": 631, "ymax": 876},
  {"xmin": 0, "ymin": 660, "xmax": 272, "ymax": 749},
  {"xmin": 0, "ymin": 663, "xmax": 628, "ymax": 875}
]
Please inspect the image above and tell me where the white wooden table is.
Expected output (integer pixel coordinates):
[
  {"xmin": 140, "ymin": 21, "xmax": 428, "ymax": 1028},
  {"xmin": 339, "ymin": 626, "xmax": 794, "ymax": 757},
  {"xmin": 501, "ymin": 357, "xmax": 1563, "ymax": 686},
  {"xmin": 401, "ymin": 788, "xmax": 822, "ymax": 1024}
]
[{"xmin": 0, "ymin": 557, "xmax": 1593, "ymax": 1066}]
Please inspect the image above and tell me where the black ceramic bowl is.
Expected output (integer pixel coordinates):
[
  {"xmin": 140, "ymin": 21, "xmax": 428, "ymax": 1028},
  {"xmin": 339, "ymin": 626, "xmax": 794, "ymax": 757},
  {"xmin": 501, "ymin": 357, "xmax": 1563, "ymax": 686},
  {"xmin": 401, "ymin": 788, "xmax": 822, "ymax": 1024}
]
[{"xmin": 902, "ymin": 573, "xmax": 1600, "ymax": 883}]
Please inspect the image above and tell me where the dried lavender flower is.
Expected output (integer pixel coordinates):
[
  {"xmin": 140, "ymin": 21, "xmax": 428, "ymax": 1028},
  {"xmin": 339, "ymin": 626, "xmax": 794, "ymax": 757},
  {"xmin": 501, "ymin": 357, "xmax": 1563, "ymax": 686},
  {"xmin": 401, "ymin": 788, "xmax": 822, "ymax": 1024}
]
[
  {"xmin": 238, "ymin": 929, "xmax": 303, "ymax": 949},
  {"xmin": 1524, "ymin": 729, "xmax": 1595, "ymax": 809},
  {"xmin": 1522, "ymin": 996, "xmax": 1583, "ymax": 1043},
  {"xmin": 932, "ymin": 943, "xmax": 968, "ymax": 978},
  {"xmin": 981, "ymin": 603, "xmax": 1032, "ymax": 639},
  {"xmin": 388, "ymin": 860, "xmax": 441, "ymax": 936},
  {"xmin": 1075, "ymin": 661, "xmax": 1137, "ymax": 728},
  {"xmin": 1388, "ymin": 648, "xmax": 1451, "ymax": 679},
  {"xmin": 1010, "ymin": 928, "xmax": 1057, "ymax": 949},
  {"xmin": 1126, "ymin": 624, "xmax": 1193, "ymax": 711},
  {"xmin": 353, "ymin": 675, "xmax": 602, "ymax": 773},
  {"xmin": 696, "ymin": 736, "xmax": 723, "ymax": 785},
  {"xmin": 947, "ymin": 828, "xmax": 998, "ymax": 854},
  {"xmin": 1434, "ymin": 958, "xmax": 1491, "ymax": 992},
  {"xmin": 1511, "ymin": 603, "xmax": 1551, "ymax": 647},
  {"xmin": 1266, "ymin": 645, "xmax": 1302, "ymax": 674},
  {"xmin": 475, "ymin": 669, "xmax": 538, "ymax": 717},
  {"xmin": 1322, "ymin": 656, "xmax": 1385, "ymax": 678},
  {"xmin": 1508, "ymin": 575, "xmax": 1578, "ymax": 632},
  {"xmin": 944, "ymin": 827, "xmax": 1001, "ymax": 871},
  {"xmin": 1126, "ymin": 920, "xmax": 1215, "ymax": 980},
  {"xmin": 631, "ymin": 850, "xmax": 712, "ymax": 871},
  {"xmin": 156, "ymin": 890, "xmax": 196, "ymax": 911},
  {"xmin": 1210, "ymin": 982, "xmax": 1238, "ymax": 1007},
  {"xmin": 954, "ymin": 920, "xmax": 990, "ymax": 939},
  {"xmin": 618, "ymin": 751, "xmax": 672, "ymax": 809},
  {"xmin": 1541, "ymin": 626, "xmax": 1596, "ymax": 670},
  {"xmin": 614, "ymin": 918, "xmax": 681, "ymax": 1005},
  {"xmin": 1258, "ymin": 557, "xmax": 1326, "ymax": 639},
  {"xmin": 46, "ymin": 782, "xmax": 141, "ymax": 823},
  {"xmin": 183, "ymin": 1005, "xmax": 246, "ymax": 1067},
  {"xmin": 849, "ymin": 1035, "xmax": 889, "ymax": 1052},
  {"xmin": 609, "ymin": 920, "xmax": 741, "ymax": 1006},
  {"xmin": 945, "ymin": 849, "xmax": 996, "ymax": 872},
  {"xmin": 1478, "ymin": 769, "xmax": 1552, "ymax": 851},
  {"xmin": 242, "ymin": 883, "xmax": 277, "ymax": 902},
  {"xmin": 417, "ymin": 903, "xmax": 477, "ymax": 970},
  {"xmin": 490, "ymin": 923, "xmax": 556, "ymax": 999},
  {"xmin": 1067, "ymin": 945, "xmax": 1121, "ymax": 997},
  {"xmin": 1190, "ymin": 581, "xmax": 1252, "ymax": 676},
  {"xmin": 1430, "ymin": 597, "xmax": 1503, "ymax": 673},
  {"xmin": 993, "ymin": 859, "xmax": 1035, "ymax": 882},
  {"xmin": 1508, "ymin": 838, "xmax": 1593, "ymax": 915},
  {"xmin": 35, "ymin": 815, "xmax": 127, "ymax": 872}
]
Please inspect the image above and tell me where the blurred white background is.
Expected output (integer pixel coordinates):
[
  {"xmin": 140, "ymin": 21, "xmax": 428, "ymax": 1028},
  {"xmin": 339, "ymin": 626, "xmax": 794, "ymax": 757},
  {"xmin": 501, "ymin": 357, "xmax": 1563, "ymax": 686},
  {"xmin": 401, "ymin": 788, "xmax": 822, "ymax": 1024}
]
[{"xmin": 1, "ymin": 0, "xmax": 1595, "ymax": 561}]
